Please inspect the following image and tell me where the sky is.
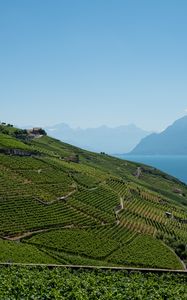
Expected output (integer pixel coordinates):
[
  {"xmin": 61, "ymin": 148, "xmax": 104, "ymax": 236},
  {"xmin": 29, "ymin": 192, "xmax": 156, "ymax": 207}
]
[{"xmin": 0, "ymin": 0, "xmax": 187, "ymax": 132}]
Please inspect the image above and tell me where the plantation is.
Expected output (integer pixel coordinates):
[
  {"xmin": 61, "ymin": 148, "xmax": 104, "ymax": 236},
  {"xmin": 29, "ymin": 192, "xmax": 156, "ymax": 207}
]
[
  {"xmin": 0, "ymin": 266, "xmax": 186, "ymax": 299},
  {"xmin": 0, "ymin": 128, "xmax": 187, "ymax": 270},
  {"xmin": 0, "ymin": 239, "xmax": 57, "ymax": 264}
]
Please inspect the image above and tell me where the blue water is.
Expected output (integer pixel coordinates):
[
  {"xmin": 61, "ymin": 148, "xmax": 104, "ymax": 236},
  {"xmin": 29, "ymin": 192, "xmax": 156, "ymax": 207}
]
[{"xmin": 116, "ymin": 155, "xmax": 187, "ymax": 184}]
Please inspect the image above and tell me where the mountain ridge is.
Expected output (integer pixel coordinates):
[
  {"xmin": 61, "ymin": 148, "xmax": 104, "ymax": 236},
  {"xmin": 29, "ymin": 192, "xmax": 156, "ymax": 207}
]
[
  {"xmin": 44, "ymin": 123, "xmax": 150, "ymax": 154},
  {"xmin": 130, "ymin": 116, "xmax": 187, "ymax": 155}
]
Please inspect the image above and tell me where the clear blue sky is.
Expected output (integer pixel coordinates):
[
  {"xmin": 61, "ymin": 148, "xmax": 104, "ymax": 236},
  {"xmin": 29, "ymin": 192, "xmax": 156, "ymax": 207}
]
[{"xmin": 1, "ymin": 0, "xmax": 187, "ymax": 131}]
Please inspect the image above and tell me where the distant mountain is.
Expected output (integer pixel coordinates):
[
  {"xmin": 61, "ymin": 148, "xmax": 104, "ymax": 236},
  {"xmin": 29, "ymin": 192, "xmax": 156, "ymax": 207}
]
[
  {"xmin": 130, "ymin": 116, "xmax": 187, "ymax": 155},
  {"xmin": 45, "ymin": 123, "xmax": 150, "ymax": 154}
]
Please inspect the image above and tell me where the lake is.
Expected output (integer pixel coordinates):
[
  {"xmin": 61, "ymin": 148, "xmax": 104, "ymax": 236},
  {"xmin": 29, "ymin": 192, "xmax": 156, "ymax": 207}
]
[{"xmin": 116, "ymin": 155, "xmax": 187, "ymax": 184}]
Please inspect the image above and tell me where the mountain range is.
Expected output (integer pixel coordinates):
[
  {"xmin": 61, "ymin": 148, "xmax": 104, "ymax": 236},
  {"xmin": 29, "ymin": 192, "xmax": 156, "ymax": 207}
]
[
  {"xmin": 45, "ymin": 123, "xmax": 150, "ymax": 154},
  {"xmin": 130, "ymin": 116, "xmax": 187, "ymax": 155}
]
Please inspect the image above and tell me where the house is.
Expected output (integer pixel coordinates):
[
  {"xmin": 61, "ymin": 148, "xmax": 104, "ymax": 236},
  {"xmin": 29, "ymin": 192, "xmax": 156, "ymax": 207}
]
[
  {"xmin": 27, "ymin": 128, "xmax": 46, "ymax": 136},
  {"xmin": 64, "ymin": 154, "xmax": 79, "ymax": 163},
  {"xmin": 165, "ymin": 211, "xmax": 172, "ymax": 218},
  {"xmin": 173, "ymin": 188, "xmax": 183, "ymax": 195}
]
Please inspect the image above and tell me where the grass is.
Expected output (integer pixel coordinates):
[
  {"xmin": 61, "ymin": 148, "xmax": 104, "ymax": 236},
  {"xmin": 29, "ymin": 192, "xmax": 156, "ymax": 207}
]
[
  {"xmin": 0, "ymin": 239, "xmax": 57, "ymax": 264},
  {"xmin": 108, "ymin": 235, "xmax": 183, "ymax": 269},
  {"xmin": 0, "ymin": 133, "xmax": 31, "ymax": 150}
]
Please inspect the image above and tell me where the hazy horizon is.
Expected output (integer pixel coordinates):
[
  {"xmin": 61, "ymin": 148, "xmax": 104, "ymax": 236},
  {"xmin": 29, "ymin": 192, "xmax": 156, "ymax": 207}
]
[
  {"xmin": 13, "ymin": 114, "xmax": 186, "ymax": 135},
  {"xmin": 18, "ymin": 121, "xmax": 149, "ymax": 131}
]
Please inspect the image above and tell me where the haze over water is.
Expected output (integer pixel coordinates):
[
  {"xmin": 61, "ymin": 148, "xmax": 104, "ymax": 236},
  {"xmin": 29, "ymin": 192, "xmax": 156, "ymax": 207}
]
[{"xmin": 117, "ymin": 155, "xmax": 187, "ymax": 184}]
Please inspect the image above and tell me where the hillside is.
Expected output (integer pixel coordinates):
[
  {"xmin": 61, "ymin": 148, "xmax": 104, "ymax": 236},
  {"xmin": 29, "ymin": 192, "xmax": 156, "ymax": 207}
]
[
  {"xmin": 45, "ymin": 123, "xmax": 150, "ymax": 154},
  {"xmin": 0, "ymin": 123, "xmax": 187, "ymax": 269},
  {"xmin": 130, "ymin": 116, "xmax": 187, "ymax": 155}
]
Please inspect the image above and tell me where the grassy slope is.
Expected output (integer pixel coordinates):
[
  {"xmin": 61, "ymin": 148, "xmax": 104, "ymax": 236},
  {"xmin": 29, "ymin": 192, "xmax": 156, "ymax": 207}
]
[
  {"xmin": 0, "ymin": 239, "xmax": 57, "ymax": 264},
  {"xmin": 0, "ymin": 130, "xmax": 187, "ymax": 269}
]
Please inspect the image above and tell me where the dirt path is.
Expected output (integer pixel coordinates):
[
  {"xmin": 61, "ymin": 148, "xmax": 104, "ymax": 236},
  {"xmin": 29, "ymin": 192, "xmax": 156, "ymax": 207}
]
[
  {"xmin": 160, "ymin": 240, "xmax": 186, "ymax": 271},
  {"xmin": 0, "ymin": 262, "xmax": 186, "ymax": 273},
  {"xmin": 35, "ymin": 181, "xmax": 103, "ymax": 206},
  {"xmin": 135, "ymin": 167, "xmax": 142, "ymax": 178},
  {"xmin": 4, "ymin": 222, "xmax": 114, "ymax": 241},
  {"xmin": 120, "ymin": 196, "xmax": 124, "ymax": 209},
  {"xmin": 115, "ymin": 196, "xmax": 124, "ymax": 224},
  {"xmin": 3, "ymin": 226, "xmax": 75, "ymax": 241},
  {"xmin": 36, "ymin": 188, "xmax": 77, "ymax": 205},
  {"xmin": 116, "ymin": 197, "xmax": 124, "ymax": 214}
]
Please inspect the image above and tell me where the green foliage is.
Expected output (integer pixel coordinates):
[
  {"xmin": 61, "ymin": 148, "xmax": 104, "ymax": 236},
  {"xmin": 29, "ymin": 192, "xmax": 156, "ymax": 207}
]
[
  {"xmin": 26, "ymin": 228, "xmax": 119, "ymax": 258},
  {"xmin": 0, "ymin": 239, "xmax": 57, "ymax": 264},
  {"xmin": 71, "ymin": 172, "xmax": 101, "ymax": 188},
  {"xmin": 161, "ymin": 235, "xmax": 187, "ymax": 261},
  {"xmin": 0, "ymin": 267, "xmax": 186, "ymax": 299},
  {"xmin": 24, "ymin": 228, "xmax": 183, "ymax": 270},
  {"xmin": 0, "ymin": 134, "xmax": 30, "ymax": 150},
  {"xmin": 108, "ymin": 235, "xmax": 183, "ymax": 269}
]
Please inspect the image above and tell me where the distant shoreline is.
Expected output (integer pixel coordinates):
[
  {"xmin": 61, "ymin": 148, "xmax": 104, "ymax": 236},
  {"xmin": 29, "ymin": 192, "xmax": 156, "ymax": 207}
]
[{"xmin": 115, "ymin": 154, "xmax": 187, "ymax": 184}]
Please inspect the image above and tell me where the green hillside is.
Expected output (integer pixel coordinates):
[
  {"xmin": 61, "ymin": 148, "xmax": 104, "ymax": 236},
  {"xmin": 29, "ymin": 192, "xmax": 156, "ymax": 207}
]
[{"xmin": 0, "ymin": 124, "xmax": 187, "ymax": 269}]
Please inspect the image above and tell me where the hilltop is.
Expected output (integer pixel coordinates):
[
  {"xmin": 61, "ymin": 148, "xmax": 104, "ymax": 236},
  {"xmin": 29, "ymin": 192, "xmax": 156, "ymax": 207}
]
[
  {"xmin": 0, "ymin": 123, "xmax": 187, "ymax": 269},
  {"xmin": 130, "ymin": 116, "xmax": 187, "ymax": 155}
]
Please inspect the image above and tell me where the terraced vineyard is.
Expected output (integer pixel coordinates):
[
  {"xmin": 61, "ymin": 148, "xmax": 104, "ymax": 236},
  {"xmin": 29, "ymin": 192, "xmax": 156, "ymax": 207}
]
[{"xmin": 0, "ymin": 125, "xmax": 187, "ymax": 269}]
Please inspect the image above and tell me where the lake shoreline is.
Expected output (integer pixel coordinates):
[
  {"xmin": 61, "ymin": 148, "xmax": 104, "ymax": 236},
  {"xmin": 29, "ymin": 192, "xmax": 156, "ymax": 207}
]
[{"xmin": 114, "ymin": 154, "xmax": 187, "ymax": 184}]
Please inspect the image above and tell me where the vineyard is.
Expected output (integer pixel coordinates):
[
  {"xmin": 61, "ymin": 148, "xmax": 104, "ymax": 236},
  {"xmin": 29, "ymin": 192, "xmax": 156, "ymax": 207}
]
[
  {"xmin": 0, "ymin": 266, "xmax": 186, "ymax": 299},
  {"xmin": 0, "ymin": 127, "xmax": 187, "ymax": 270}
]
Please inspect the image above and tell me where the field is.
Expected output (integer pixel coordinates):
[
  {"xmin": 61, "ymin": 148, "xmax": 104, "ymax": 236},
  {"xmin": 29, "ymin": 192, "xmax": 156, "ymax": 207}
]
[
  {"xmin": 0, "ymin": 266, "xmax": 186, "ymax": 299},
  {"xmin": 0, "ymin": 125, "xmax": 187, "ymax": 270}
]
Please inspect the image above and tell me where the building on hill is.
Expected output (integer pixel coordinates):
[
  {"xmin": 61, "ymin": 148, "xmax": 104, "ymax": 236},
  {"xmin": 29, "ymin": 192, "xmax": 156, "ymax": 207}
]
[
  {"xmin": 165, "ymin": 211, "xmax": 172, "ymax": 218},
  {"xmin": 27, "ymin": 128, "xmax": 47, "ymax": 136},
  {"xmin": 173, "ymin": 188, "xmax": 183, "ymax": 195},
  {"xmin": 64, "ymin": 154, "xmax": 79, "ymax": 163}
]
